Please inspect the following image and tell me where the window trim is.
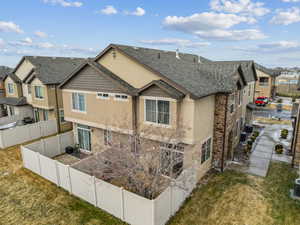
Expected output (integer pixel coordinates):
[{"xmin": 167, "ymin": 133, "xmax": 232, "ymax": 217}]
[
  {"xmin": 201, "ymin": 136, "xmax": 212, "ymax": 164},
  {"xmin": 71, "ymin": 92, "xmax": 86, "ymax": 113},
  {"xmin": 96, "ymin": 92, "xmax": 110, "ymax": 100},
  {"xmin": 7, "ymin": 83, "xmax": 14, "ymax": 94},
  {"xmin": 34, "ymin": 85, "xmax": 45, "ymax": 100},
  {"xmin": 144, "ymin": 97, "xmax": 171, "ymax": 128}
]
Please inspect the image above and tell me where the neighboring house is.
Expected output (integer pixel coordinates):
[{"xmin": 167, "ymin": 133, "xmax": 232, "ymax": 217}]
[
  {"xmin": 0, "ymin": 56, "xmax": 84, "ymax": 132},
  {"xmin": 0, "ymin": 66, "xmax": 12, "ymax": 116},
  {"xmin": 60, "ymin": 44, "xmax": 257, "ymax": 180},
  {"xmin": 254, "ymin": 64, "xmax": 279, "ymax": 99},
  {"xmin": 276, "ymin": 74, "xmax": 300, "ymax": 94}
]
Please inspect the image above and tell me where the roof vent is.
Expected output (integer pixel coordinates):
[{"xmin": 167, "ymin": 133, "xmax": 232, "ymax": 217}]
[{"xmin": 176, "ymin": 49, "xmax": 180, "ymax": 59}]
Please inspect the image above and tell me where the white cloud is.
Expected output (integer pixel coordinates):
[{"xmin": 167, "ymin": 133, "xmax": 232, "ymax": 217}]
[
  {"xmin": 9, "ymin": 38, "xmax": 55, "ymax": 49},
  {"xmin": 0, "ymin": 39, "xmax": 5, "ymax": 48},
  {"xmin": 0, "ymin": 21, "xmax": 23, "ymax": 33},
  {"xmin": 163, "ymin": 12, "xmax": 256, "ymax": 33},
  {"xmin": 43, "ymin": 0, "xmax": 82, "ymax": 7},
  {"xmin": 195, "ymin": 28, "xmax": 267, "ymax": 40},
  {"xmin": 236, "ymin": 41, "xmax": 300, "ymax": 53},
  {"xmin": 125, "ymin": 7, "xmax": 146, "ymax": 16},
  {"xmin": 140, "ymin": 38, "xmax": 211, "ymax": 47},
  {"xmin": 270, "ymin": 7, "xmax": 300, "ymax": 25},
  {"xmin": 282, "ymin": 0, "xmax": 300, "ymax": 2},
  {"xmin": 100, "ymin": 5, "xmax": 118, "ymax": 15},
  {"xmin": 162, "ymin": 12, "xmax": 265, "ymax": 41},
  {"xmin": 210, "ymin": 0, "xmax": 270, "ymax": 17},
  {"xmin": 34, "ymin": 31, "xmax": 48, "ymax": 38}
]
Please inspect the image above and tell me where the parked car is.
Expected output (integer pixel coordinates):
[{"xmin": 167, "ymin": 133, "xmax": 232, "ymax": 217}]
[{"xmin": 255, "ymin": 97, "xmax": 268, "ymax": 106}]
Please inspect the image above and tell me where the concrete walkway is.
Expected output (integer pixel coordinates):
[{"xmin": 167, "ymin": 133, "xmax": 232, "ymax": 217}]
[{"xmin": 246, "ymin": 123, "xmax": 292, "ymax": 177}]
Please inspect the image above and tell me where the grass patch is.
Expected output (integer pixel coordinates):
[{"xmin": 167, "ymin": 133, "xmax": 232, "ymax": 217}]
[{"xmin": 1, "ymin": 144, "xmax": 300, "ymax": 225}]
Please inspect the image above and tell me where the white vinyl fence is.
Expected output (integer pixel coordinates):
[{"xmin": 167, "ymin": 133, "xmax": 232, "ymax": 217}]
[
  {"xmin": 0, "ymin": 120, "xmax": 57, "ymax": 149},
  {"xmin": 21, "ymin": 133, "xmax": 197, "ymax": 225}
]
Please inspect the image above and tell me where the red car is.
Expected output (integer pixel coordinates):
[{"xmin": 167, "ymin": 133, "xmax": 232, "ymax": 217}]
[{"xmin": 255, "ymin": 97, "xmax": 268, "ymax": 106}]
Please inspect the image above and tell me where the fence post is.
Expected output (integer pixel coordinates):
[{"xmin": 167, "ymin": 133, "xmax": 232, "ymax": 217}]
[
  {"xmin": 121, "ymin": 187, "xmax": 125, "ymax": 220},
  {"xmin": 55, "ymin": 161, "xmax": 60, "ymax": 187},
  {"xmin": 41, "ymin": 139, "xmax": 46, "ymax": 156},
  {"xmin": 37, "ymin": 152, "xmax": 42, "ymax": 175},
  {"xmin": 58, "ymin": 134, "xmax": 62, "ymax": 154},
  {"xmin": 39, "ymin": 121, "xmax": 44, "ymax": 138},
  {"xmin": 67, "ymin": 165, "xmax": 73, "ymax": 194},
  {"xmin": 170, "ymin": 182, "xmax": 173, "ymax": 216},
  {"xmin": 92, "ymin": 176, "xmax": 98, "ymax": 207},
  {"xmin": 152, "ymin": 199, "xmax": 156, "ymax": 225}
]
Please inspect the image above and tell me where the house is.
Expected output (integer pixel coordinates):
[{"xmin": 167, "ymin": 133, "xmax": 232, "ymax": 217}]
[
  {"xmin": 59, "ymin": 44, "xmax": 257, "ymax": 180},
  {"xmin": 0, "ymin": 56, "xmax": 84, "ymax": 132},
  {"xmin": 254, "ymin": 63, "xmax": 279, "ymax": 100},
  {"xmin": 0, "ymin": 66, "xmax": 12, "ymax": 116}
]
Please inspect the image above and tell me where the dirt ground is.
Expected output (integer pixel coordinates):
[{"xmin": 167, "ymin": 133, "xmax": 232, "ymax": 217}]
[{"xmin": 1, "ymin": 144, "xmax": 300, "ymax": 225}]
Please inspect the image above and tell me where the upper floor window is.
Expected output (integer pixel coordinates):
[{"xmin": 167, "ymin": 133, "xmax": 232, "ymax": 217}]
[
  {"xmin": 34, "ymin": 86, "xmax": 45, "ymax": 99},
  {"xmin": 201, "ymin": 138, "xmax": 212, "ymax": 164},
  {"xmin": 115, "ymin": 94, "xmax": 128, "ymax": 101},
  {"xmin": 7, "ymin": 83, "xmax": 14, "ymax": 94},
  {"xmin": 72, "ymin": 92, "xmax": 86, "ymax": 112},
  {"xmin": 145, "ymin": 99, "xmax": 170, "ymax": 125},
  {"xmin": 97, "ymin": 92, "xmax": 109, "ymax": 99},
  {"xmin": 230, "ymin": 94, "xmax": 235, "ymax": 113},
  {"xmin": 259, "ymin": 77, "xmax": 269, "ymax": 86}
]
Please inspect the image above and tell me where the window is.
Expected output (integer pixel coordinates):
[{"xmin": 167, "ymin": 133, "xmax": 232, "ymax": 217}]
[
  {"xmin": 145, "ymin": 99, "xmax": 170, "ymax": 125},
  {"xmin": 59, "ymin": 109, "xmax": 66, "ymax": 123},
  {"xmin": 34, "ymin": 86, "xmax": 44, "ymax": 99},
  {"xmin": 72, "ymin": 92, "xmax": 86, "ymax": 112},
  {"xmin": 160, "ymin": 143, "xmax": 184, "ymax": 177},
  {"xmin": 43, "ymin": 110, "xmax": 49, "ymax": 121},
  {"xmin": 115, "ymin": 94, "xmax": 128, "ymax": 101},
  {"xmin": 201, "ymin": 138, "xmax": 212, "ymax": 164},
  {"xmin": 97, "ymin": 92, "xmax": 109, "ymax": 99},
  {"xmin": 230, "ymin": 94, "xmax": 235, "ymax": 113},
  {"xmin": 7, "ymin": 83, "xmax": 14, "ymax": 94},
  {"xmin": 259, "ymin": 77, "xmax": 269, "ymax": 86},
  {"xmin": 104, "ymin": 130, "xmax": 112, "ymax": 146},
  {"xmin": 77, "ymin": 124, "xmax": 91, "ymax": 151}
]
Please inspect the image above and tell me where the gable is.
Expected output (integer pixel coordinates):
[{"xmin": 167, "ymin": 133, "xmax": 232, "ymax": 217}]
[
  {"xmin": 97, "ymin": 48, "xmax": 160, "ymax": 89},
  {"xmin": 140, "ymin": 85, "xmax": 175, "ymax": 98},
  {"xmin": 14, "ymin": 59, "xmax": 35, "ymax": 81},
  {"xmin": 63, "ymin": 64, "xmax": 126, "ymax": 93}
]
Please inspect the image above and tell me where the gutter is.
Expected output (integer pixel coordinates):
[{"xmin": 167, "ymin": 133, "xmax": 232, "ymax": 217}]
[{"xmin": 221, "ymin": 94, "xmax": 229, "ymax": 172}]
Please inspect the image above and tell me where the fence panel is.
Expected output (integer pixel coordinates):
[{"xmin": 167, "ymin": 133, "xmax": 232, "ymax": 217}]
[
  {"xmin": 95, "ymin": 179, "xmax": 123, "ymax": 220},
  {"xmin": 39, "ymin": 154, "xmax": 58, "ymax": 184},
  {"xmin": 171, "ymin": 185, "xmax": 186, "ymax": 216},
  {"xmin": 26, "ymin": 141, "xmax": 42, "ymax": 153},
  {"xmin": 43, "ymin": 136, "xmax": 60, "ymax": 158},
  {"xmin": 57, "ymin": 162, "xmax": 71, "ymax": 192},
  {"xmin": 28, "ymin": 123, "xmax": 43, "ymax": 140},
  {"xmin": 123, "ymin": 190, "xmax": 153, "ymax": 225},
  {"xmin": 69, "ymin": 167, "xmax": 96, "ymax": 205},
  {"xmin": 22, "ymin": 146, "xmax": 40, "ymax": 175},
  {"xmin": 59, "ymin": 132, "xmax": 74, "ymax": 154},
  {"xmin": 154, "ymin": 187, "xmax": 171, "ymax": 225},
  {"xmin": 41, "ymin": 120, "xmax": 58, "ymax": 137}
]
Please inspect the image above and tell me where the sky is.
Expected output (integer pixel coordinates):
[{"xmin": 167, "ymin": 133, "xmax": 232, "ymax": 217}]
[{"xmin": 1, "ymin": 0, "xmax": 300, "ymax": 68}]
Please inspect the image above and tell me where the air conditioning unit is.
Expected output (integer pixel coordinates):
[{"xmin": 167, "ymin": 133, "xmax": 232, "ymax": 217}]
[{"xmin": 294, "ymin": 178, "xmax": 300, "ymax": 197}]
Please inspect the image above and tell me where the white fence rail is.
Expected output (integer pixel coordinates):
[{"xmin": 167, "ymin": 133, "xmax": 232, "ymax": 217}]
[
  {"xmin": 21, "ymin": 133, "xmax": 197, "ymax": 225},
  {"xmin": 0, "ymin": 120, "xmax": 57, "ymax": 149}
]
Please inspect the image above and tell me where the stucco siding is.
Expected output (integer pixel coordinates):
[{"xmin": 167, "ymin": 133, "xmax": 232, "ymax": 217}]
[{"xmin": 97, "ymin": 49, "xmax": 160, "ymax": 88}]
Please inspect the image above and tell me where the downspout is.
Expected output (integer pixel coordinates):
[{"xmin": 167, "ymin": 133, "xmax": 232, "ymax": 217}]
[
  {"xmin": 221, "ymin": 94, "xmax": 229, "ymax": 172},
  {"xmin": 54, "ymin": 85, "xmax": 61, "ymax": 134},
  {"xmin": 291, "ymin": 106, "xmax": 300, "ymax": 167},
  {"xmin": 132, "ymin": 96, "xmax": 138, "ymax": 152}
]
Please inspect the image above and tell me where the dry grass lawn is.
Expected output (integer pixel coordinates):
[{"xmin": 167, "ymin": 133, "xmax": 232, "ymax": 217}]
[{"xmin": 1, "ymin": 144, "xmax": 300, "ymax": 225}]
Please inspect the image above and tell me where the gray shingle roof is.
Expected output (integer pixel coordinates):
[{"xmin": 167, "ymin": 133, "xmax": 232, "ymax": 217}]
[
  {"xmin": 0, "ymin": 66, "xmax": 12, "ymax": 80},
  {"xmin": 254, "ymin": 63, "xmax": 280, "ymax": 77},
  {"xmin": 0, "ymin": 97, "xmax": 27, "ymax": 106},
  {"xmin": 24, "ymin": 56, "xmax": 85, "ymax": 85},
  {"xmin": 212, "ymin": 61, "xmax": 257, "ymax": 83},
  {"xmin": 109, "ymin": 44, "xmax": 241, "ymax": 98}
]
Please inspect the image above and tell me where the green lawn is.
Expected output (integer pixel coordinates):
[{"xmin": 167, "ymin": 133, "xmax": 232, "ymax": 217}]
[{"xmin": 1, "ymin": 144, "xmax": 300, "ymax": 225}]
